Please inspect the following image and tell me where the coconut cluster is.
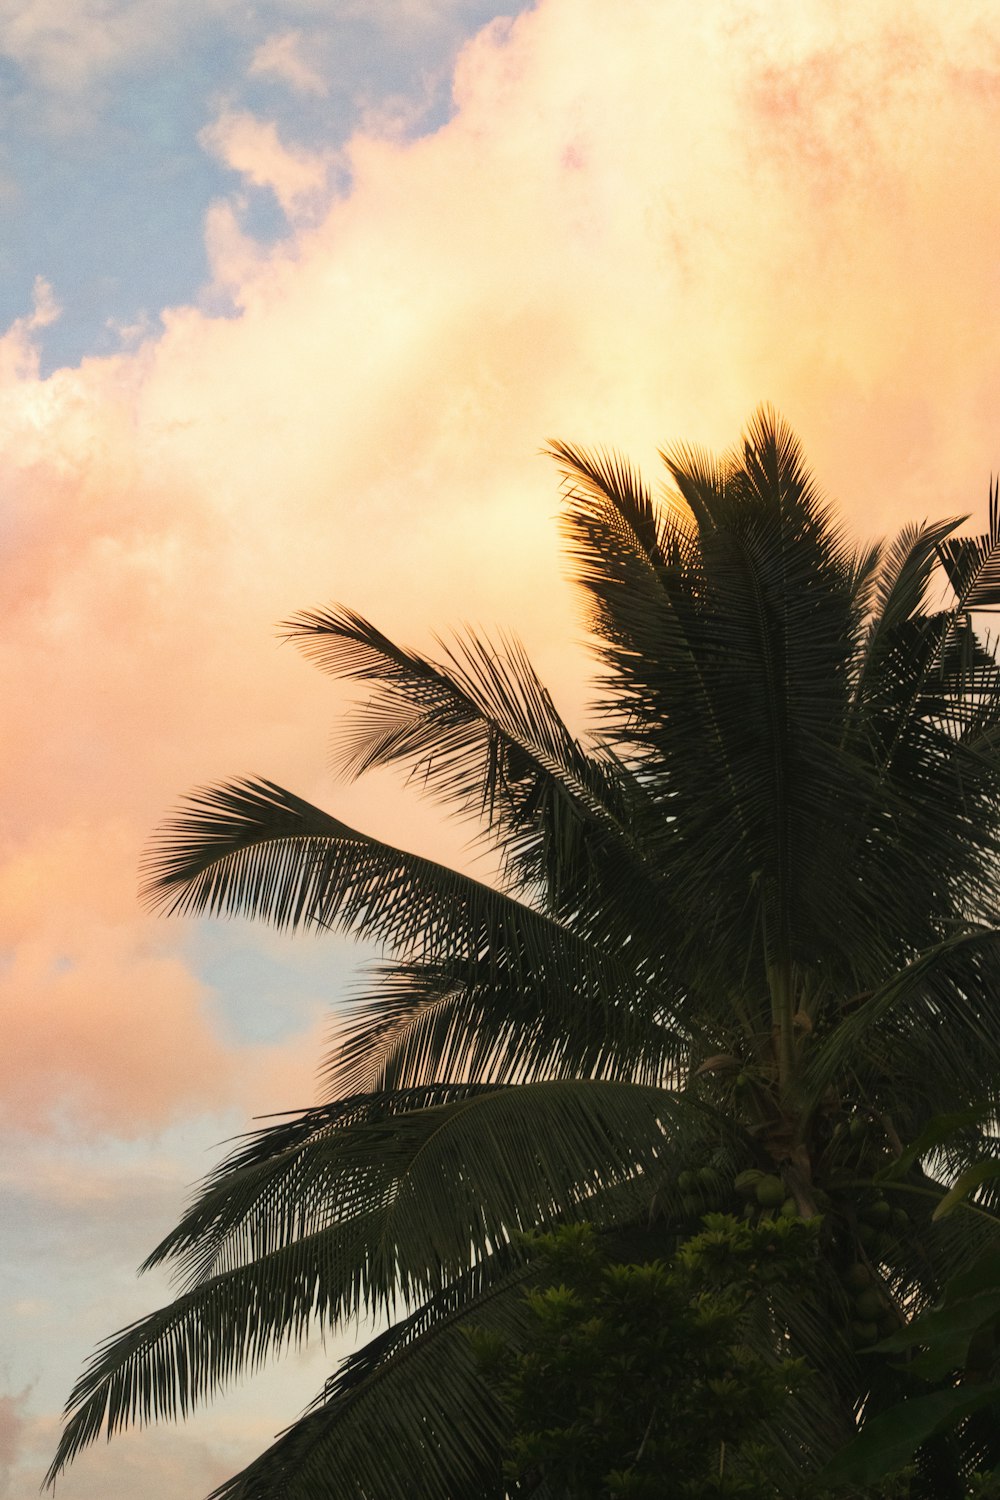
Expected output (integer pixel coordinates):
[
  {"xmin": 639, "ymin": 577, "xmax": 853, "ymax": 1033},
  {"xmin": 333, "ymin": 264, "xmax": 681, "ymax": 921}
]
[{"xmin": 666, "ymin": 1112, "xmax": 912, "ymax": 1349}]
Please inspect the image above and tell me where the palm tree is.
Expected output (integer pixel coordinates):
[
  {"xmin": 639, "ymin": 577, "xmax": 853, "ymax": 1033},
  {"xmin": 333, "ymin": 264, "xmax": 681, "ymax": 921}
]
[{"xmin": 49, "ymin": 410, "xmax": 1000, "ymax": 1498}]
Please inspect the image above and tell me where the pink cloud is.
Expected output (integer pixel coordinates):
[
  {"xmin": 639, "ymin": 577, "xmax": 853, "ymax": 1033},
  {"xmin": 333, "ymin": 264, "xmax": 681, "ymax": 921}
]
[
  {"xmin": 4, "ymin": 0, "xmax": 1000, "ymax": 1142},
  {"xmin": 0, "ymin": 1390, "xmax": 30, "ymax": 1497},
  {"xmin": 4, "ymin": 1412, "xmax": 236, "ymax": 1500},
  {"xmin": 0, "ymin": 816, "xmax": 325, "ymax": 1133},
  {"xmin": 2, "ymin": 1291, "xmax": 355, "ymax": 1500}
]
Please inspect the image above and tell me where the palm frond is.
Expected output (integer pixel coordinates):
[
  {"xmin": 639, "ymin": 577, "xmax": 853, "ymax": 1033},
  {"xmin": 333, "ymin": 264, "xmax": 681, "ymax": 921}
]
[
  {"xmin": 804, "ymin": 927, "xmax": 1000, "ymax": 1111},
  {"xmin": 852, "ymin": 517, "xmax": 964, "ymax": 708},
  {"xmin": 142, "ymin": 778, "xmax": 693, "ymax": 1092},
  {"xmin": 46, "ymin": 1220, "xmax": 374, "ymax": 1484},
  {"xmin": 283, "ymin": 604, "xmax": 658, "ymax": 918},
  {"xmin": 208, "ymin": 1266, "xmax": 531, "ymax": 1500},
  {"xmin": 145, "ymin": 776, "xmax": 631, "ymax": 979},
  {"xmin": 140, "ymin": 1085, "xmax": 498, "ymax": 1286},
  {"xmin": 319, "ymin": 955, "xmax": 685, "ymax": 1097},
  {"xmin": 937, "ymin": 477, "xmax": 1000, "ymax": 609},
  {"xmin": 658, "ymin": 411, "xmax": 872, "ymax": 977},
  {"xmin": 48, "ymin": 1079, "xmax": 696, "ymax": 1482},
  {"xmin": 551, "ymin": 435, "xmax": 706, "ymax": 732}
]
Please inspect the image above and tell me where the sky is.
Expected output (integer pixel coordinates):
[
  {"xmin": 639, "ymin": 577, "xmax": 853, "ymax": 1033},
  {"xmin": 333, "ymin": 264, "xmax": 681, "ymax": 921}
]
[{"xmin": 3, "ymin": 0, "xmax": 1000, "ymax": 1495}]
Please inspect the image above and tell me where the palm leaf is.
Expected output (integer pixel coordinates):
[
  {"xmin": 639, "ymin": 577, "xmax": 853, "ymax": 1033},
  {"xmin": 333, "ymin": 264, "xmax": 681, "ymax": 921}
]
[
  {"xmin": 937, "ymin": 478, "xmax": 1000, "ymax": 608},
  {"xmin": 156, "ymin": 1080, "xmax": 687, "ymax": 1294},
  {"xmin": 853, "ymin": 516, "xmax": 963, "ymax": 709},
  {"xmin": 804, "ymin": 927, "xmax": 1000, "ymax": 1111},
  {"xmin": 207, "ymin": 1266, "xmax": 532, "ymax": 1500},
  {"xmin": 283, "ymin": 604, "xmax": 661, "ymax": 927},
  {"xmin": 49, "ymin": 1080, "xmax": 697, "ymax": 1482},
  {"xmin": 146, "ymin": 777, "xmax": 636, "ymax": 991},
  {"xmin": 318, "ymin": 955, "xmax": 685, "ymax": 1096}
]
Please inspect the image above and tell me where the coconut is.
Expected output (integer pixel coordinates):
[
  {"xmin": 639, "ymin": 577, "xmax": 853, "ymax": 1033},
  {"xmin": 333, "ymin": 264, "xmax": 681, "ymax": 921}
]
[
  {"xmin": 843, "ymin": 1263, "xmax": 872, "ymax": 1291},
  {"xmin": 755, "ymin": 1175, "xmax": 786, "ymax": 1209},
  {"xmin": 734, "ymin": 1169, "xmax": 765, "ymax": 1198},
  {"xmin": 854, "ymin": 1288, "xmax": 885, "ymax": 1321}
]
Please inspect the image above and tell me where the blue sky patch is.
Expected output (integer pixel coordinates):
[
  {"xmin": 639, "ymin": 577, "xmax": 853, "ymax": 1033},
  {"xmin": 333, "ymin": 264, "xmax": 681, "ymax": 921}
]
[{"xmin": 0, "ymin": 1, "xmax": 533, "ymax": 374}]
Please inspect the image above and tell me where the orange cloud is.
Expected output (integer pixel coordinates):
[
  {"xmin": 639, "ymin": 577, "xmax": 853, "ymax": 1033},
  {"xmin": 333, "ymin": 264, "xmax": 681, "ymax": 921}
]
[
  {"xmin": 4, "ymin": 0, "xmax": 1000, "ymax": 1139},
  {"xmin": 0, "ymin": 819, "xmax": 326, "ymax": 1133}
]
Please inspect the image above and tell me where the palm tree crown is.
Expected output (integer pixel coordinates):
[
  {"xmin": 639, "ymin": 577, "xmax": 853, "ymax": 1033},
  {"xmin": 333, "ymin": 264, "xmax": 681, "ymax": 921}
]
[{"xmin": 50, "ymin": 410, "xmax": 1000, "ymax": 1497}]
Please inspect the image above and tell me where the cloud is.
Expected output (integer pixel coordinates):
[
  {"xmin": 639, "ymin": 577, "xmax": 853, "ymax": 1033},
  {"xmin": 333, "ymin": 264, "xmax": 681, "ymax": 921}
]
[
  {"xmin": 0, "ymin": 276, "xmax": 59, "ymax": 381},
  {"xmin": 4, "ymin": 0, "xmax": 1000, "ymax": 1149},
  {"xmin": 3, "ymin": 1411, "xmax": 237, "ymax": 1500},
  {"xmin": 8, "ymin": 2, "xmax": 1000, "ymax": 1491},
  {"xmin": 5, "ymin": 1349, "xmax": 353, "ymax": 1500},
  {"xmin": 1, "ymin": 1110, "xmax": 368, "ymax": 1499},
  {"xmin": 0, "ymin": 0, "xmax": 236, "ymax": 95},
  {"xmin": 0, "ymin": 817, "xmax": 326, "ymax": 1133},
  {"xmin": 0, "ymin": 1391, "xmax": 30, "ymax": 1497},
  {"xmin": 249, "ymin": 29, "xmax": 328, "ymax": 96},
  {"xmin": 200, "ymin": 107, "xmax": 337, "ymax": 220}
]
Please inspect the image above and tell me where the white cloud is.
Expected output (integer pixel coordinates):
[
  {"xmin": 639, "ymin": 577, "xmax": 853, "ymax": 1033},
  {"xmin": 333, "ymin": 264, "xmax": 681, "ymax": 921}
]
[
  {"xmin": 249, "ymin": 29, "xmax": 328, "ymax": 95},
  {"xmin": 0, "ymin": 276, "xmax": 60, "ymax": 382},
  {"xmin": 199, "ymin": 108, "xmax": 337, "ymax": 220}
]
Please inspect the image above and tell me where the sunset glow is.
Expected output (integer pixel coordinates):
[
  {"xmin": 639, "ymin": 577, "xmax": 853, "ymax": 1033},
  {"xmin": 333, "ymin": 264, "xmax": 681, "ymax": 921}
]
[{"xmin": 5, "ymin": 2, "xmax": 1000, "ymax": 1493}]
